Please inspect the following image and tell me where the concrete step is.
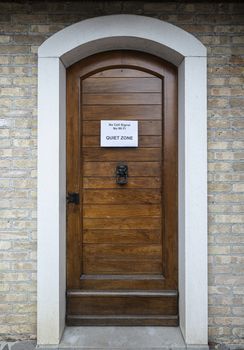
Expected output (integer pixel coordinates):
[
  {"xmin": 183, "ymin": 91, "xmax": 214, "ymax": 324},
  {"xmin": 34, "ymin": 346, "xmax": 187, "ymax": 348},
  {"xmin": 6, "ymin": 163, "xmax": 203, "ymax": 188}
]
[{"xmin": 37, "ymin": 326, "xmax": 187, "ymax": 349}]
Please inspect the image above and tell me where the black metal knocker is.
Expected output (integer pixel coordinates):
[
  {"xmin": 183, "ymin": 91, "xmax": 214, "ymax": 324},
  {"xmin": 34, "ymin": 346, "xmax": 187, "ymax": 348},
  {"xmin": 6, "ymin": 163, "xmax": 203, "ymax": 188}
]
[{"xmin": 116, "ymin": 163, "xmax": 128, "ymax": 185}]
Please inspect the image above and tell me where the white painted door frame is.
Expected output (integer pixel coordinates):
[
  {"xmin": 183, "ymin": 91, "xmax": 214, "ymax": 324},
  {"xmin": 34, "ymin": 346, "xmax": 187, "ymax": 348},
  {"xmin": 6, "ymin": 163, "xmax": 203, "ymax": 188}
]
[{"xmin": 38, "ymin": 14, "xmax": 207, "ymax": 347}]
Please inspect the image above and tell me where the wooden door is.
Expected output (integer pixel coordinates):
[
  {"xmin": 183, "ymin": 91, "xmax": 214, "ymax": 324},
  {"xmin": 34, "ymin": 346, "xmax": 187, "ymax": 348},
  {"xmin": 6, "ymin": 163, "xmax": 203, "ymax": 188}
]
[{"xmin": 66, "ymin": 51, "xmax": 178, "ymax": 326}]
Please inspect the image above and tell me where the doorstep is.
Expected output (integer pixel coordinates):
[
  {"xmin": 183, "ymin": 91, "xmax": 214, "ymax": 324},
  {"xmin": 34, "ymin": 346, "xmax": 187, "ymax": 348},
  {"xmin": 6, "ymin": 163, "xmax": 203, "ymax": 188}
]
[{"xmin": 36, "ymin": 326, "xmax": 208, "ymax": 350}]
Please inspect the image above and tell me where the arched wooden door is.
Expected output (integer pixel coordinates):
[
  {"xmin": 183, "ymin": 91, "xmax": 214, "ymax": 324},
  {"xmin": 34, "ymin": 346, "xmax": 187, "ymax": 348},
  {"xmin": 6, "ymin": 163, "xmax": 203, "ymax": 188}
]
[{"xmin": 66, "ymin": 51, "xmax": 178, "ymax": 326}]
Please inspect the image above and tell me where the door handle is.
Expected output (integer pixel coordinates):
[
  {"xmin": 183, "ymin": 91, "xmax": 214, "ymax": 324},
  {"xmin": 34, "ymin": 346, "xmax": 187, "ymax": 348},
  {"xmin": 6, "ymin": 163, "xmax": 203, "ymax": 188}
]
[
  {"xmin": 116, "ymin": 164, "xmax": 128, "ymax": 185},
  {"xmin": 66, "ymin": 192, "xmax": 80, "ymax": 204}
]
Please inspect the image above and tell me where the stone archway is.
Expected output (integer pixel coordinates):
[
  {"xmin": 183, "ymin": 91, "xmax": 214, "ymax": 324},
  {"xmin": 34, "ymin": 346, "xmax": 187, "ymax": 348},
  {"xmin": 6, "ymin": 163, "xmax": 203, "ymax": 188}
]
[{"xmin": 37, "ymin": 14, "xmax": 207, "ymax": 347}]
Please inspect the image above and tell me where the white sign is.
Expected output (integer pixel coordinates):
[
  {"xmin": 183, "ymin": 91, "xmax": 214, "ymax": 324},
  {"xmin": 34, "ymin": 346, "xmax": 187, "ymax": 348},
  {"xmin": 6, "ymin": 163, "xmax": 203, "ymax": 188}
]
[{"xmin": 100, "ymin": 120, "xmax": 138, "ymax": 147}]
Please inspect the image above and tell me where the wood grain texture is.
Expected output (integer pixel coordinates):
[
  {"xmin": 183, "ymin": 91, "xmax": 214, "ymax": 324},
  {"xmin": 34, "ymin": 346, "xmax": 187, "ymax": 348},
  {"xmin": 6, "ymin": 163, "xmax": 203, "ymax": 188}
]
[
  {"xmin": 66, "ymin": 50, "xmax": 178, "ymax": 325},
  {"xmin": 83, "ymin": 189, "xmax": 161, "ymax": 204},
  {"xmin": 83, "ymin": 217, "xmax": 161, "ymax": 229},
  {"xmin": 92, "ymin": 68, "xmax": 154, "ymax": 78},
  {"xmin": 83, "ymin": 244, "xmax": 162, "ymax": 259},
  {"xmin": 83, "ymin": 204, "xmax": 161, "ymax": 217},
  {"xmin": 83, "ymin": 135, "xmax": 162, "ymax": 147},
  {"xmin": 82, "ymin": 93, "xmax": 161, "ymax": 105},
  {"xmin": 66, "ymin": 316, "xmax": 178, "ymax": 326},
  {"xmin": 82, "ymin": 105, "xmax": 162, "ymax": 120},
  {"xmin": 83, "ymin": 77, "xmax": 161, "ymax": 93},
  {"xmin": 83, "ymin": 161, "xmax": 161, "ymax": 177},
  {"xmin": 83, "ymin": 121, "xmax": 162, "ymax": 135},
  {"xmin": 83, "ymin": 229, "xmax": 162, "ymax": 244},
  {"xmin": 68, "ymin": 294, "xmax": 177, "ymax": 315},
  {"xmin": 83, "ymin": 147, "xmax": 161, "ymax": 162},
  {"xmin": 83, "ymin": 177, "xmax": 161, "ymax": 189},
  {"xmin": 83, "ymin": 258, "xmax": 163, "ymax": 274}
]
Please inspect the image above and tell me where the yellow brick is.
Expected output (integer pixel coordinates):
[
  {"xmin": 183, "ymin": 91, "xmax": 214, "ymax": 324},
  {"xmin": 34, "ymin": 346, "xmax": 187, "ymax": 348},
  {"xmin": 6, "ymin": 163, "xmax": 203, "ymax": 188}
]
[
  {"xmin": 209, "ymin": 306, "xmax": 231, "ymax": 316},
  {"xmin": 12, "ymin": 324, "xmax": 36, "ymax": 334},
  {"xmin": 0, "ymin": 261, "xmax": 11, "ymax": 269},
  {"xmin": 233, "ymin": 183, "xmax": 244, "ymax": 192},
  {"xmin": 214, "ymin": 317, "xmax": 244, "ymax": 326},
  {"xmin": 13, "ymin": 199, "xmax": 35, "ymax": 209},
  {"xmin": 0, "ymin": 149, "xmax": 12, "ymax": 157},
  {"xmin": 10, "ymin": 283, "xmax": 36, "ymax": 293},
  {"xmin": 0, "ymin": 221, "xmax": 11, "ymax": 229},
  {"xmin": 13, "ymin": 139, "xmax": 36, "ymax": 148},
  {"xmin": 0, "ymin": 159, "xmax": 11, "ymax": 168},
  {"xmin": 12, "ymin": 179, "xmax": 36, "ymax": 188},
  {"xmin": 209, "ymin": 246, "xmax": 230, "ymax": 255},
  {"xmin": 30, "ymin": 24, "xmax": 50, "ymax": 33},
  {"xmin": 208, "ymin": 183, "xmax": 232, "ymax": 192},
  {"xmin": 0, "ymin": 87, "xmax": 28, "ymax": 96},
  {"xmin": 214, "ymin": 193, "xmax": 244, "ymax": 202},
  {"xmin": 13, "ymin": 98, "xmax": 36, "ymax": 108},
  {"xmin": 13, "ymin": 241, "xmax": 36, "ymax": 250},
  {"xmin": 0, "ymin": 324, "xmax": 12, "ymax": 334},
  {"xmin": 0, "ymin": 97, "xmax": 12, "ymax": 108},
  {"xmin": 208, "ymin": 98, "xmax": 229, "ymax": 108},
  {"xmin": 208, "ymin": 120, "xmax": 230, "ymax": 128},
  {"xmin": 210, "ymin": 87, "xmax": 231, "ymax": 96},
  {"xmin": 12, "ymin": 262, "xmax": 36, "ymax": 270},
  {"xmin": 0, "ymin": 45, "xmax": 29, "ymax": 54},
  {"xmin": 1, "ymin": 292, "xmax": 28, "ymax": 304},
  {"xmin": 12, "ymin": 303, "xmax": 36, "ymax": 313},
  {"xmin": 0, "ymin": 241, "xmax": 11, "ymax": 250},
  {"xmin": 0, "ymin": 129, "xmax": 10, "ymax": 137},
  {"xmin": 1, "ymin": 272, "xmax": 30, "ymax": 282},
  {"xmin": 208, "ymin": 77, "xmax": 226, "ymax": 86},
  {"xmin": 208, "ymin": 162, "xmax": 232, "ymax": 171},
  {"xmin": 13, "ymin": 55, "xmax": 36, "ymax": 65},
  {"xmin": 13, "ymin": 159, "xmax": 36, "ymax": 168},
  {"xmin": 232, "ymin": 36, "xmax": 244, "ymax": 44},
  {"xmin": 0, "ymin": 56, "xmax": 10, "ymax": 64},
  {"xmin": 229, "ymin": 77, "xmax": 244, "ymax": 85},
  {"xmin": 0, "ymin": 35, "xmax": 10, "ymax": 43},
  {"xmin": 0, "ymin": 232, "xmax": 28, "ymax": 240},
  {"xmin": 13, "ymin": 76, "xmax": 37, "ymax": 85},
  {"xmin": 0, "ymin": 209, "xmax": 29, "ymax": 219},
  {"xmin": 209, "ymin": 327, "xmax": 231, "ymax": 337}
]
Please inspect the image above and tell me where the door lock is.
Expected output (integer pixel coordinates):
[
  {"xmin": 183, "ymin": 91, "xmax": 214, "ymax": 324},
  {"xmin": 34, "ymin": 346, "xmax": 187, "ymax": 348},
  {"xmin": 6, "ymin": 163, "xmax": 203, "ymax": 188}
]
[
  {"xmin": 116, "ymin": 164, "xmax": 128, "ymax": 185},
  {"xmin": 66, "ymin": 192, "xmax": 80, "ymax": 204}
]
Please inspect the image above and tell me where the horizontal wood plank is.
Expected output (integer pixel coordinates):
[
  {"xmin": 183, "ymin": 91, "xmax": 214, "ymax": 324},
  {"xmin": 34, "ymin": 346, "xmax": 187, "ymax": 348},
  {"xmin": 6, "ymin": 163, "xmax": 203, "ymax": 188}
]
[
  {"xmin": 67, "ymin": 294, "xmax": 177, "ymax": 316},
  {"xmin": 82, "ymin": 93, "xmax": 161, "ymax": 105},
  {"xmin": 83, "ymin": 244, "xmax": 162, "ymax": 259},
  {"xmin": 91, "ymin": 69, "xmax": 155, "ymax": 78},
  {"xmin": 83, "ymin": 229, "xmax": 161, "ymax": 244},
  {"xmin": 82, "ymin": 148, "xmax": 161, "ymax": 162},
  {"xmin": 83, "ymin": 189, "xmax": 161, "ymax": 204},
  {"xmin": 83, "ymin": 177, "xmax": 161, "ymax": 189},
  {"xmin": 83, "ymin": 258, "xmax": 162, "ymax": 274},
  {"xmin": 83, "ymin": 77, "xmax": 161, "ymax": 93},
  {"xmin": 83, "ymin": 204, "xmax": 161, "ymax": 217},
  {"xmin": 78, "ymin": 278, "xmax": 169, "ymax": 290},
  {"xmin": 83, "ymin": 121, "xmax": 162, "ymax": 135},
  {"xmin": 82, "ymin": 105, "xmax": 162, "ymax": 120},
  {"xmin": 83, "ymin": 217, "xmax": 161, "ymax": 229},
  {"xmin": 83, "ymin": 162, "xmax": 161, "ymax": 177},
  {"xmin": 66, "ymin": 315, "xmax": 178, "ymax": 326}
]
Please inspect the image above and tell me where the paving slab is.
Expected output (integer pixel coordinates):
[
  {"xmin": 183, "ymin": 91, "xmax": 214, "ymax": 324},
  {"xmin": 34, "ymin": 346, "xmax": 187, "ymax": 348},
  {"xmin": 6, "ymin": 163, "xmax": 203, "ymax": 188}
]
[
  {"xmin": 1, "ymin": 344, "xmax": 9, "ymax": 350},
  {"xmin": 57, "ymin": 326, "xmax": 186, "ymax": 349},
  {"xmin": 11, "ymin": 341, "xmax": 36, "ymax": 350}
]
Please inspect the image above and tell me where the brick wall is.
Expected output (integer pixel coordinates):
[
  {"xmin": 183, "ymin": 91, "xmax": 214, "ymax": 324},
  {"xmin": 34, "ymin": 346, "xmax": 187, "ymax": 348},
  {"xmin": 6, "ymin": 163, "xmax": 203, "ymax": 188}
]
[{"xmin": 0, "ymin": 0, "xmax": 243, "ymax": 346}]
